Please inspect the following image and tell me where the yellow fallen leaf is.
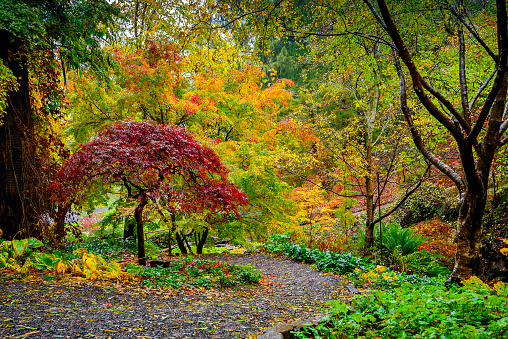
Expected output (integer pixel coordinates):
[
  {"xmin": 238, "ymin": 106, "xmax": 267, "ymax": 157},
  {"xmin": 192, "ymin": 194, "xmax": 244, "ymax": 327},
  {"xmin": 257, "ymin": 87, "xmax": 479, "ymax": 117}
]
[{"xmin": 56, "ymin": 261, "xmax": 66, "ymax": 275}]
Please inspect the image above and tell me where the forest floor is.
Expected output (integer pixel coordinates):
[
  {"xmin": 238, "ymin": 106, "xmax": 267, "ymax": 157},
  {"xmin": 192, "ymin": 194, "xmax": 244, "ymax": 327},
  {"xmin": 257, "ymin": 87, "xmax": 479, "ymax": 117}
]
[{"xmin": 0, "ymin": 253, "xmax": 354, "ymax": 338}]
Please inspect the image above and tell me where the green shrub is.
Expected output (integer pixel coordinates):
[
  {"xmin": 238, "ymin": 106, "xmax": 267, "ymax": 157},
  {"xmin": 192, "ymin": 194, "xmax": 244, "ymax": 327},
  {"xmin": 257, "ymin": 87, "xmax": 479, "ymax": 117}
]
[
  {"xmin": 265, "ymin": 234, "xmax": 446, "ymax": 289},
  {"xmin": 264, "ymin": 233, "xmax": 291, "ymax": 253},
  {"xmin": 144, "ymin": 240, "xmax": 161, "ymax": 259},
  {"xmin": 379, "ymin": 223, "xmax": 428, "ymax": 256},
  {"xmin": 393, "ymin": 249, "xmax": 451, "ymax": 277},
  {"xmin": 394, "ymin": 183, "xmax": 457, "ymax": 226},
  {"xmin": 239, "ymin": 264, "xmax": 262, "ymax": 283},
  {"xmin": 264, "ymin": 234, "xmax": 371, "ymax": 275},
  {"xmin": 296, "ymin": 283, "xmax": 508, "ymax": 339}
]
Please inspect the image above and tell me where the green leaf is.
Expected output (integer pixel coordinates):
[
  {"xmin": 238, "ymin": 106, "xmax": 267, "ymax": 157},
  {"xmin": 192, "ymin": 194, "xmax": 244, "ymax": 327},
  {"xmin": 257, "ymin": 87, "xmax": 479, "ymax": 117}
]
[
  {"xmin": 12, "ymin": 239, "xmax": 28, "ymax": 258},
  {"xmin": 34, "ymin": 253, "xmax": 60, "ymax": 269},
  {"xmin": 27, "ymin": 238, "xmax": 42, "ymax": 248}
]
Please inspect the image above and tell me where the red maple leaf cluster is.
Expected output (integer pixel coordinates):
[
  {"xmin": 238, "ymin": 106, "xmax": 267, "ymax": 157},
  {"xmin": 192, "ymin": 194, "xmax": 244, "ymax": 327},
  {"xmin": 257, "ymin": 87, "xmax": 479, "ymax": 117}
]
[{"xmin": 53, "ymin": 120, "xmax": 249, "ymax": 219}]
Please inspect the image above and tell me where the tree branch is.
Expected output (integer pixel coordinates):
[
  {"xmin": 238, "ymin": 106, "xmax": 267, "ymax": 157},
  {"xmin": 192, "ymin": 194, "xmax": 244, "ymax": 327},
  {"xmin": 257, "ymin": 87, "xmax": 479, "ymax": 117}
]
[
  {"xmin": 458, "ymin": 30, "xmax": 470, "ymax": 123},
  {"xmin": 204, "ymin": 1, "xmax": 283, "ymax": 30},
  {"xmin": 445, "ymin": 0, "xmax": 498, "ymax": 62},
  {"xmin": 276, "ymin": 166, "xmax": 365, "ymax": 198},
  {"xmin": 469, "ymin": 66, "xmax": 498, "ymax": 112},
  {"xmin": 420, "ymin": 75, "xmax": 470, "ymax": 133},
  {"xmin": 467, "ymin": 0, "xmax": 508, "ymax": 143},
  {"xmin": 373, "ymin": 163, "xmax": 431, "ymax": 224},
  {"xmin": 393, "ymin": 49, "xmax": 464, "ymax": 190},
  {"xmin": 376, "ymin": 0, "xmax": 463, "ymax": 142}
]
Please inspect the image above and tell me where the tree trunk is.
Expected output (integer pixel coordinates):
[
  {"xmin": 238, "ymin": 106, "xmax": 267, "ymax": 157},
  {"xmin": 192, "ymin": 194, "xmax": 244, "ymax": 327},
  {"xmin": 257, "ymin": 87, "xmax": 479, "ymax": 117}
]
[
  {"xmin": 196, "ymin": 228, "xmax": 209, "ymax": 254},
  {"xmin": 167, "ymin": 213, "xmax": 177, "ymax": 255},
  {"xmin": 449, "ymin": 186, "xmax": 487, "ymax": 282},
  {"xmin": 0, "ymin": 30, "xmax": 32, "ymax": 240},
  {"xmin": 134, "ymin": 196, "xmax": 148, "ymax": 266},
  {"xmin": 54, "ymin": 203, "xmax": 70, "ymax": 239},
  {"xmin": 175, "ymin": 232, "xmax": 187, "ymax": 254},
  {"xmin": 363, "ymin": 177, "xmax": 374, "ymax": 254},
  {"xmin": 363, "ymin": 131, "xmax": 375, "ymax": 254}
]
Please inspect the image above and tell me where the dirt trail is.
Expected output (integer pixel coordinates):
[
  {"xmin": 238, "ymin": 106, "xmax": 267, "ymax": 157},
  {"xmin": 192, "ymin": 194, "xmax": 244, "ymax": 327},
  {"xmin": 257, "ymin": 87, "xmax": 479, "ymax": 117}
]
[{"xmin": 0, "ymin": 253, "xmax": 352, "ymax": 338}]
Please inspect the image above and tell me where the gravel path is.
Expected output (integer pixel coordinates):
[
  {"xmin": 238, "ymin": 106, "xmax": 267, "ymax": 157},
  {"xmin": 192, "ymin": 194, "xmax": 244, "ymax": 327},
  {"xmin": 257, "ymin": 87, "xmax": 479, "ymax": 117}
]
[{"xmin": 0, "ymin": 253, "xmax": 352, "ymax": 338}]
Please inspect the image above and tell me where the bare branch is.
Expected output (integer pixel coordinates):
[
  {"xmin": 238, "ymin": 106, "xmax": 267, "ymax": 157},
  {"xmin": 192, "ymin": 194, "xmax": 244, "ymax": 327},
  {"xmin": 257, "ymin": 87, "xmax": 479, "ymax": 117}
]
[
  {"xmin": 445, "ymin": 0, "xmax": 498, "ymax": 62},
  {"xmin": 458, "ymin": 30, "xmax": 470, "ymax": 122},
  {"xmin": 500, "ymin": 135, "xmax": 508, "ymax": 147},
  {"xmin": 468, "ymin": 0, "xmax": 508, "ymax": 143},
  {"xmin": 362, "ymin": 0, "xmax": 388, "ymax": 31},
  {"xmin": 469, "ymin": 66, "xmax": 498, "ymax": 112},
  {"xmin": 500, "ymin": 119, "xmax": 508, "ymax": 136},
  {"xmin": 204, "ymin": 1, "xmax": 283, "ymax": 30},
  {"xmin": 393, "ymin": 49, "xmax": 464, "ymax": 190},
  {"xmin": 373, "ymin": 164, "xmax": 431, "ymax": 224},
  {"xmin": 276, "ymin": 166, "xmax": 365, "ymax": 198}
]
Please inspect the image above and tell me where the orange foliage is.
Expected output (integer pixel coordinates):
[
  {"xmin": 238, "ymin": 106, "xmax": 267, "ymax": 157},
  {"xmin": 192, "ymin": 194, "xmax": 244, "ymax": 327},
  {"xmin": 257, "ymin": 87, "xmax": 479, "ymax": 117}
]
[{"xmin": 413, "ymin": 219, "xmax": 456, "ymax": 267}]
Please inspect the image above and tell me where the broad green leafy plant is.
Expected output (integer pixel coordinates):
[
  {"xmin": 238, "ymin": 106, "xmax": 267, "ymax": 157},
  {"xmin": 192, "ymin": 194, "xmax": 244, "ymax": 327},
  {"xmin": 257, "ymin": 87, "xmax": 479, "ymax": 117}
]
[
  {"xmin": 296, "ymin": 283, "xmax": 508, "ymax": 339},
  {"xmin": 0, "ymin": 238, "xmax": 44, "ymax": 273},
  {"xmin": 0, "ymin": 238, "xmax": 136, "ymax": 282}
]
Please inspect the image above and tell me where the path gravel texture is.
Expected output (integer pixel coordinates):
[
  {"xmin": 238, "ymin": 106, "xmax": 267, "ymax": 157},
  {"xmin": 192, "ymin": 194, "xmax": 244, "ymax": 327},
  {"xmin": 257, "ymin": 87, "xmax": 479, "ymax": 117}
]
[{"xmin": 0, "ymin": 253, "xmax": 352, "ymax": 338}]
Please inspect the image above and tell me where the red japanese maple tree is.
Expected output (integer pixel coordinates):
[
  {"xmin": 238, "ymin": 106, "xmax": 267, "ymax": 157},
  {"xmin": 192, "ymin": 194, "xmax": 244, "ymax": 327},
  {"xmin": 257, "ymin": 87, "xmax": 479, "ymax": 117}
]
[{"xmin": 53, "ymin": 120, "xmax": 249, "ymax": 265}]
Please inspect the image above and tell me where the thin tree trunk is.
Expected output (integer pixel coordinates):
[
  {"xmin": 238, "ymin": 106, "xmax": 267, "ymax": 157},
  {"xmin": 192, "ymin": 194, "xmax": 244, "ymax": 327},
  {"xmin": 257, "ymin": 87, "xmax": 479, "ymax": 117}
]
[
  {"xmin": 134, "ymin": 195, "xmax": 148, "ymax": 265},
  {"xmin": 175, "ymin": 232, "xmax": 187, "ymax": 254},
  {"xmin": 196, "ymin": 228, "xmax": 209, "ymax": 254},
  {"xmin": 363, "ymin": 126, "xmax": 375, "ymax": 254}
]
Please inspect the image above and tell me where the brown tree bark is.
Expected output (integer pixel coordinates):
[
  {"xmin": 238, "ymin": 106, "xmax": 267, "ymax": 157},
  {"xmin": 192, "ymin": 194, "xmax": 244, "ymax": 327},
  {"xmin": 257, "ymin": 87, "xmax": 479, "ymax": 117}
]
[
  {"xmin": 134, "ymin": 195, "xmax": 148, "ymax": 266},
  {"xmin": 0, "ymin": 30, "xmax": 32, "ymax": 240},
  {"xmin": 195, "ymin": 228, "xmax": 209, "ymax": 254},
  {"xmin": 363, "ymin": 143, "xmax": 374, "ymax": 254}
]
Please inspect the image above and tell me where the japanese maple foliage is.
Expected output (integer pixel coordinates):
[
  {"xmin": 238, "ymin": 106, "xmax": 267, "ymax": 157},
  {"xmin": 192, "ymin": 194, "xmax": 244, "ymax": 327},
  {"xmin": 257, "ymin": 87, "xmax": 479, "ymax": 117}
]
[{"xmin": 53, "ymin": 120, "xmax": 249, "ymax": 264}]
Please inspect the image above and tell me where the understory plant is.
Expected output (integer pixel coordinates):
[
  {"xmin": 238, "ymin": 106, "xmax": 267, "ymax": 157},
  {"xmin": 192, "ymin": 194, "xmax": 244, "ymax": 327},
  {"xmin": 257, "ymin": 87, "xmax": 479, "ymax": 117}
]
[
  {"xmin": 265, "ymin": 233, "xmax": 370, "ymax": 275},
  {"xmin": 378, "ymin": 223, "xmax": 428, "ymax": 256},
  {"xmin": 64, "ymin": 237, "xmax": 138, "ymax": 260},
  {"xmin": 133, "ymin": 257, "xmax": 261, "ymax": 289},
  {"xmin": 294, "ymin": 240, "xmax": 508, "ymax": 338},
  {"xmin": 2, "ymin": 237, "xmax": 262, "ymax": 290},
  {"xmin": 0, "ymin": 238, "xmax": 135, "ymax": 282},
  {"xmin": 412, "ymin": 219, "xmax": 456, "ymax": 267},
  {"xmin": 264, "ymin": 234, "xmax": 445, "ymax": 288},
  {"xmin": 295, "ymin": 280, "xmax": 508, "ymax": 339}
]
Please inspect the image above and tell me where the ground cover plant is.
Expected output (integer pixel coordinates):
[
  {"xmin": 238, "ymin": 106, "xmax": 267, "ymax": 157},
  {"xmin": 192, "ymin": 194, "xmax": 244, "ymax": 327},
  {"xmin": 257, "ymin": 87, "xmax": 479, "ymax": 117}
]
[
  {"xmin": 265, "ymin": 234, "xmax": 508, "ymax": 339},
  {"xmin": 130, "ymin": 257, "xmax": 261, "ymax": 289},
  {"xmin": 0, "ymin": 237, "xmax": 261, "ymax": 290},
  {"xmin": 295, "ymin": 281, "xmax": 508, "ymax": 339},
  {"xmin": 64, "ymin": 238, "xmax": 138, "ymax": 261},
  {"xmin": 0, "ymin": 237, "xmax": 135, "ymax": 283},
  {"xmin": 264, "ymin": 233, "xmax": 445, "ymax": 289}
]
